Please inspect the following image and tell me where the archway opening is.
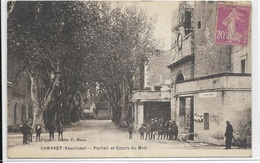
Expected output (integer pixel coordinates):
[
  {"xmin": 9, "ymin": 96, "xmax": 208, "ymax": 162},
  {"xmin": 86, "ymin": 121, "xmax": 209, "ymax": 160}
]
[{"xmin": 176, "ymin": 73, "xmax": 184, "ymax": 83}]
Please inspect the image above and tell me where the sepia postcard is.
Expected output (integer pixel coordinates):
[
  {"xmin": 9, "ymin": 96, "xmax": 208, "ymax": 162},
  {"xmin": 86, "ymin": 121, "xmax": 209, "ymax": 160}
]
[{"xmin": 5, "ymin": 0, "xmax": 253, "ymax": 159}]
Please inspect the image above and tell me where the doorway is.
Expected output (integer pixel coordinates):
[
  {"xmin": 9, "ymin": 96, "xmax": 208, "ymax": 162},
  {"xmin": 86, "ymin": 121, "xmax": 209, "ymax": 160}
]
[{"xmin": 179, "ymin": 96, "xmax": 194, "ymax": 140}]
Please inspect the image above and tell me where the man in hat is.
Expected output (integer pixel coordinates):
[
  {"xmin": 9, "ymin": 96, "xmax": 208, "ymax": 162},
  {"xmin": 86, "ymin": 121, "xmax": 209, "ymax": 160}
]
[
  {"xmin": 225, "ymin": 121, "xmax": 234, "ymax": 149},
  {"xmin": 163, "ymin": 121, "xmax": 170, "ymax": 139},
  {"xmin": 168, "ymin": 121, "xmax": 174, "ymax": 140},
  {"xmin": 173, "ymin": 121, "xmax": 178, "ymax": 140},
  {"xmin": 145, "ymin": 123, "xmax": 151, "ymax": 140},
  {"xmin": 21, "ymin": 120, "xmax": 29, "ymax": 144},
  {"xmin": 138, "ymin": 124, "xmax": 145, "ymax": 140},
  {"xmin": 28, "ymin": 121, "xmax": 33, "ymax": 142},
  {"xmin": 150, "ymin": 119, "xmax": 155, "ymax": 139},
  {"xmin": 153, "ymin": 118, "xmax": 158, "ymax": 139},
  {"xmin": 49, "ymin": 121, "xmax": 56, "ymax": 141},
  {"xmin": 158, "ymin": 123, "xmax": 164, "ymax": 140}
]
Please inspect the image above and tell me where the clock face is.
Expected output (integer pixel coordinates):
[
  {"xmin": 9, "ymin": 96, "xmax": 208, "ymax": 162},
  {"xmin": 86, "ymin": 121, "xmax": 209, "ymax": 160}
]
[{"xmin": 177, "ymin": 33, "xmax": 183, "ymax": 51}]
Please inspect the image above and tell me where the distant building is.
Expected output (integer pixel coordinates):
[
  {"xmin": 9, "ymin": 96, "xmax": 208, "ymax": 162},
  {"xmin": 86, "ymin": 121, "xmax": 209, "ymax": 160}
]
[
  {"xmin": 168, "ymin": 2, "xmax": 251, "ymax": 144},
  {"xmin": 95, "ymin": 102, "xmax": 112, "ymax": 120},
  {"xmin": 132, "ymin": 50, "xmax": 172, "ymax": 128},
  {"xmin": 7, "ymin": 73, "xmax": 33, "ymax": 128},
  {"xmin": 82, "ymin": 100, "xmax": 96, "ymax": 119}
]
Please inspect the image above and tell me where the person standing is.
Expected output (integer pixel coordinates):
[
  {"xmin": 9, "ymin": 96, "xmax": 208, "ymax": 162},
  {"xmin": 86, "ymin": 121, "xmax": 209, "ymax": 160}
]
[
  {"xmin": 21, "ymin": 121, "xmax": 29, "ymax": 144},
  {"xmin": 28, "ymin": 122, "xmax": 33, "ymax": 142},
  {"xmin": 153, "ymin": 118, "xmax": 158, "ymax": 139},
  {"xmin": 35, "ymin": 123, "xmax": 42, "ymax": 142},
  {"xmin": 168, "ymin": 121, "xmax": 174, "ymax": 140},
  {"xmin": 225, "ymin": 121, "xmax": 234, "ymax": 149},
  {"xmin": 164, "ymin": 121, "xmax": 169, "ymax": 139},
  {"xmin": 49, "ymin": 121, "xmax": 56, "ymax": 141},
  {"xmin": 157, "ymin": 124, "xmax": 164, "ymax": 140},
  {"xmin": 173, "ymin": 121, "xmax": 178, "ymax": 140},
  {"xmin": 150, "ymin": 119, "xmax": 155, "ymax": 139},
  {"xmin": 57, "ymin": 121, "xmax": 64, "ymax": 141},
  {"xmin": 145, "ymin": 124, "xmax": 151, "ymax": 140},
  {"xmin": 128, "ymin": 122, "xmax": 134, "ymax": 139},
  {"xmin": 138, "ymin": 124, "xmax": 145, "ymax": 140}
]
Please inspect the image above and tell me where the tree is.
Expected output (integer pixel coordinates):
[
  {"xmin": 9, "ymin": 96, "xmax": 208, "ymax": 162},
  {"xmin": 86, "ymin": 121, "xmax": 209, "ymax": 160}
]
[
  {"xmin": 8, "ymin": 1, "xmax": 102, "ymax": 129},
  {"xmin": 8, "ymin": 1, "xmax": 161, "ymax": 128},
  {"xmin": 86, "ymin": 3, "xmax": 160, "ymax": 124}
]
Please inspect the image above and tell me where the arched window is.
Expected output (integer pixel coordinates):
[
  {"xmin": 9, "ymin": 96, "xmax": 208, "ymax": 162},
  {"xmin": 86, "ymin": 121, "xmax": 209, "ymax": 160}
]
[
  {"xmin": 21, "ymin": 105, "xmax": 26, "ymax": 122},
  {"xmin": 176, "ymin": 73, "xmax": 185, "ymax": 83},
  {"xmin": 28, "ymin": 104, "xmax": 33, "ymax": 120},
  {"xmin": 14, "ymin": 103, "xmax": 17, "ymax": 124}
]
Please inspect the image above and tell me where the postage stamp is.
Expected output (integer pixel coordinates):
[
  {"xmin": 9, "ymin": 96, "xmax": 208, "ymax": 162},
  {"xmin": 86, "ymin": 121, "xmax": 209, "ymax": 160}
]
[{"xmin": 215, "ymin": 3, "xmax": 251, "ymax": 46}]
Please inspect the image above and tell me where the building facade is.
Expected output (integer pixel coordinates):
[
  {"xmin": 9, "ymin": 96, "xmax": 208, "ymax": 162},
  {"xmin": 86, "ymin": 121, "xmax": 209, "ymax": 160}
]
[
  {"xmin": 7, "ymin": 74, "xmax": 33, "ymax": 128},
  {"xmin": 132, "ymin": 50, "xmax": 172, "ymax": 128},
  {"xmin": 168, "ymin": 2, "xmax": 251, "ymax": 145}
]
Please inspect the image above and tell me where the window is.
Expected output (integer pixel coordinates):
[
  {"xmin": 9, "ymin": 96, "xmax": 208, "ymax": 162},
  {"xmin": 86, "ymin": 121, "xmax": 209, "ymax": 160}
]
[
  {"xmin": 14, "ymin": 103, "xmax": 17, "ymax": 124},
  {"xmin": 28, "ymin": 105, "xmax": 33, "ymax": 120},
  {"xmin": 179, "ymin": 97, "xmax": 185, "ymax": 116},
  {"xmin": 198, "ymin": 21, "xmax": 201, "ymax": 29},
  {"xmin": 184, "ymin": 11, "xmax": 192, "ymax": 35},
  {"xmin": 241, "ymin": 59, "xmax": 246, "ymax": 73},
  {"xmin": 21, "ymin": 105, "xmax": 26, "ymax": 122},
  {"xmin": 204, "ymin": 113, "xmax": 209, "ymax": 130},
  {"xmin": 154, "ymin": 86, "xmax": 161, "ymax": 92},
  {"xmin": 176, "ymin": 73, "xmax": 185, "ymax": 83}
]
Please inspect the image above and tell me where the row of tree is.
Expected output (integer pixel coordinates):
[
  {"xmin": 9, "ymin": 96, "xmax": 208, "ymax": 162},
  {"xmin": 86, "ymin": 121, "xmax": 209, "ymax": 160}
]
[{"xmin": 8, "ymin": 1, "xmax": 161, "ymax": 129}]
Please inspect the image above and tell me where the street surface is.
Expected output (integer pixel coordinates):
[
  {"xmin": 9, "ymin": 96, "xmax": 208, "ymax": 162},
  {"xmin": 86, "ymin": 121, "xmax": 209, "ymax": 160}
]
[{"xmin": 7, "ymin": 120, "xmax": 250, "ymax": 158}]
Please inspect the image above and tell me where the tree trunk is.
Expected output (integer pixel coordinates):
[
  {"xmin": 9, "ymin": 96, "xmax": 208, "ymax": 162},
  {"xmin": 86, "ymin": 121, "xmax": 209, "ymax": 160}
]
[
  {"xmin": 29, "ymin": 66, "xmax": 60, "ymax": 131},
  {"xmin": 119, "ymin": 84, "xmax": 130, "ymax": 126},
  {"xmin": 112, "ymin": 109, "xmax": 121, "ymax": 124},
  {"xmin": 30, "ymin": 74, "xmax": 46, "ymax": 131},
  {"xmin": 32, "ymin": 105, "xmax": 45, "ymax": 132}
]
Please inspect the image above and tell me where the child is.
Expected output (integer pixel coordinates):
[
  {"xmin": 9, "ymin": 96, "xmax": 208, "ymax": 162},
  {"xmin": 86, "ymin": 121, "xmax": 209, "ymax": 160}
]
[
  {"xmin": 138, "ymin": 124, "xmax": 145, "ymax": 140},
  {"xmin": 128, "ymin": 122, "xmax": 134, "ymax": 139},
  {"xmin": 57, "ymin": 121, "xmax": 64, "ymax": 141},
  {"xmin": 35, "ymin": 123, "xmax": 42, "ymax": 142},
  {"xmin": 158, "ymin": 124, "xmax": 164, "ymax": 140},
  {"xmin": 28, "ymin": 123, "xmax": 33, "ymax": 142},
  {"xmin": 145, "ymin": 124, "xmax": 151, "ymax": 140}
]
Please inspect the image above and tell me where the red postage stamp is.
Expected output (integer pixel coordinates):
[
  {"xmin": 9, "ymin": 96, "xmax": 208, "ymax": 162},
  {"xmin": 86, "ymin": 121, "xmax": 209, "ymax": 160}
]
[{"xmin": 215, "ymin": 3, "xmax": 251, "ymax": 46}]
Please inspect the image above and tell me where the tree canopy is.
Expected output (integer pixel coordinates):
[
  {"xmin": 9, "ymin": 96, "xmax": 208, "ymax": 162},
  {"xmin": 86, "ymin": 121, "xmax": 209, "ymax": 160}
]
[{"xmin": 8, "ymin": 1, "xmax": 161, "ymax": 126}]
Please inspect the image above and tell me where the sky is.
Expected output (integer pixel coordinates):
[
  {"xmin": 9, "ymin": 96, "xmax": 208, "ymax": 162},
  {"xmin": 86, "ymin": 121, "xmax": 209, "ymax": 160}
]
[
  {"xmin": 111, "ymin": 1, "xmax": 179, "ymax": 50},
  {"xmin": 140, "ymin": 2, "xmax": 179, "ymax": 50}
]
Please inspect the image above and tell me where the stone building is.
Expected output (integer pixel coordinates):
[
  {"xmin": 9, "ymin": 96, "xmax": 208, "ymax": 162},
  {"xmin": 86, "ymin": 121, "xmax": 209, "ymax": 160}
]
[
  {"xmin": 7, "ymin": 74, "xmax": 33, "ymax": 128},
  {"xmin": 131, "ymin": 50, "xmax": 172, "ymax": 128},
  {"xmin": 168, "ymin": 2, "xmax": 251, "ymax": 144}
]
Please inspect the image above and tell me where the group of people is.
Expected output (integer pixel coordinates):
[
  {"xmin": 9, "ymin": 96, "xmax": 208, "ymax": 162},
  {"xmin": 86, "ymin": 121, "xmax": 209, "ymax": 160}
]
[
  {"xmin": 128, "ymin": 118, "xmax": 178, "ymax": 141},
  {"xmin": 48, "ymin": 121, "xmax": 64, "ymax": 141},
  {"xmin": 20, "ymin": 120, "xmax": 64, "ymax": 145},
  {"xmin": 128, "ymin": 119, "xmax": 235, "ymax": 149}
]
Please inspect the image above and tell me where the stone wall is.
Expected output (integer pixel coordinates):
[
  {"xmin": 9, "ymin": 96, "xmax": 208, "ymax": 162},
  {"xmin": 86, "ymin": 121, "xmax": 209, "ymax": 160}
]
[
  {"xmin": 145, "ymin": 50, "xmax": 172, "ymax": 90},
  {"xmin": 173, "ymin": 74, "xmax": 251, "ymax": 145},
  {"xmin": 193, "ymin": 2, "xmax": 232, "ymax": 78},
  {"xmin": 170, "ymin": 59, "xmax": 194, "ymax": 83}
]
